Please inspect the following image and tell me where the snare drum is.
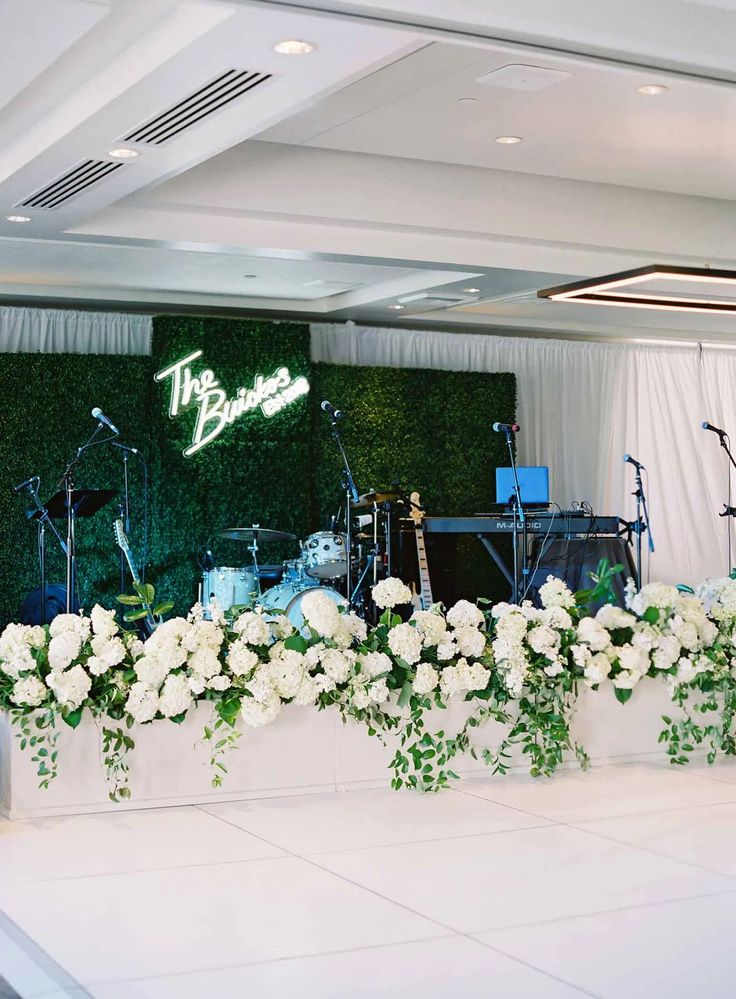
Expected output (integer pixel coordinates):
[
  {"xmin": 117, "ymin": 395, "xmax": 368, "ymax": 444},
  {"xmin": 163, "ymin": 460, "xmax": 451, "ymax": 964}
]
[
  {"xmin": 303, "ymin": 531, "xmax": 348, "ymax": 579},
  {"xmin": 259, "ymin": 581, "xmax": 345, "ymax": 629},
  {"xmin": 202, "ymin": 566, "xmax": 258, "ymax": 614},
  {"xmin": 282, "ymin": 558, "xmax": 308, "ymax": 585}
]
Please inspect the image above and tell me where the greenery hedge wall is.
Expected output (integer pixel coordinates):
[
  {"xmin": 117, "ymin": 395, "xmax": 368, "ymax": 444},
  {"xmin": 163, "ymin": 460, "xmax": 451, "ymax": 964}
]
[{"xmin": 0, "ymin": 318, "xmax": 516, "ymax": 623}]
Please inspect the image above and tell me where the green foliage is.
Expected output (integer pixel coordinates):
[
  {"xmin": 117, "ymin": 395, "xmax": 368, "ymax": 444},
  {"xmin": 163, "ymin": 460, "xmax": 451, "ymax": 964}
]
[{"xmin": 0, "ymin": 319, "xmax": 516, "ymax": 624}]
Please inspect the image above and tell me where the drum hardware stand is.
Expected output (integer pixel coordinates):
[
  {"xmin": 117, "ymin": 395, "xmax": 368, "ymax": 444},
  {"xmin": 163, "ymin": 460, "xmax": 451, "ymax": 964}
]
[
  {"xmin": 325, "ymin": 408, "xmax": 359, "ymax": 608},
  {"xmin": 247, "ymin": 526, "xmax": 263, "ymax": 599},
  {"xmin": 502, "ymin": 426, "xmax": 527, "ymax": 603}
]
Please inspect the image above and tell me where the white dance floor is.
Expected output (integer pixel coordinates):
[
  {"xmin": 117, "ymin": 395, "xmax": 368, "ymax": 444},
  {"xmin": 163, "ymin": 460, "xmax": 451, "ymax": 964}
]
[{"xmin": 3, "ymin": 759, "xmax": 736, "ymax": 997}]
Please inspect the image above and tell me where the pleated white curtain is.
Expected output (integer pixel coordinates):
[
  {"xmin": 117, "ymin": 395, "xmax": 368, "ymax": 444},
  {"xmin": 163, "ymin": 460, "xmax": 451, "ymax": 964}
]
[
  {"xmin": 311, "ymin": 322, "xmax": 735, "ymax": 586},
  {"xmin": 0, "ymin": 306, "xmax": 152, "ymax": 355}
]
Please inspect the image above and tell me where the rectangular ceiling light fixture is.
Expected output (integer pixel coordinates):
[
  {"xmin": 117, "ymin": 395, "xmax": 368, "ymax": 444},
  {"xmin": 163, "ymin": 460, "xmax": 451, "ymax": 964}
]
[{"xmin": 537, "ymin": 264, "xmax": 736, "ymax": 316}]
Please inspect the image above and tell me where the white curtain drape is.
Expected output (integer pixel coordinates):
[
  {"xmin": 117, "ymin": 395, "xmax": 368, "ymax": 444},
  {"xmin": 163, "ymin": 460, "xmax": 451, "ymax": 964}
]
[
  {"xmin": 0, "ymin": 306, "xmax": 152, "ymax": 355},
  {"xmin": 311, "ymin": 322, "xmax": 735, "ymax": 586}
]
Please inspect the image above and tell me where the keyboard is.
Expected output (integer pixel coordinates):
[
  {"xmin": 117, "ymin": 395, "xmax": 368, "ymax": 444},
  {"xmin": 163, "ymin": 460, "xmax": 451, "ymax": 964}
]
[{"xmin": 423, "ymin": 514, "xmax": 621, "ymax": 536}]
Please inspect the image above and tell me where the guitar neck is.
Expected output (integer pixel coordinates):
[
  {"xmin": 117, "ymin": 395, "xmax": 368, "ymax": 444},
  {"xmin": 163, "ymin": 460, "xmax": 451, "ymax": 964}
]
[{"xmin": 414, "ymin": 521, "xmax": 434, "ymax": 610}]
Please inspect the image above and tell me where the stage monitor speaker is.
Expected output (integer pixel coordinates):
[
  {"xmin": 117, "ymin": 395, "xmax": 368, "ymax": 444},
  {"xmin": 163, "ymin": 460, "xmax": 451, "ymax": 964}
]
[{"xmin": 527, "ymin": 537, "xmax": 635, "ymax": 609}]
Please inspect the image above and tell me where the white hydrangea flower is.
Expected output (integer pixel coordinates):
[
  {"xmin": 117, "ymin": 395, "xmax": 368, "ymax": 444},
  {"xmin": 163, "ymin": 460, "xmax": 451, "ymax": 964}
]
[
  {"xmin": 387, "ymin": 622, "xmax": 423, "ymax": 665},
  {"xmin": 453, "ymin": 626, "xmax": 486, "ymax": 659},
  {"xmin": 125, "ymin": 681, "xmax": 159, "ymax": 723},
  {"xmin": 227, "ymin": 641, "xmax": 259, "ymax": 677},
  {"xmin": 321, "ymin": 648, "xmax": 354, "ymax": 684},
  {"xmin": 0, "ymin": 624, "xmax": 37, "ymax": 678},
  {"xmin": 46, "ymin": 664, "xmax": 91, "ymax": 710},
  {"xmin": 539, "ymin": 606, "xmax": 573, "ymax": 631},
  {"xmin": 188, "ymin": 647, "xmax": 222, "ymax": 680},
  {"xmin": 617, "ymin": 644, "xmax": 650, "ymax": 675},
  {"xmin": 652, "ymin": 634, "xmax": 681, "ymax": 670},
  {"xmin": 576, "ymin": 616, "xmax": 612, "ymax": 652},
  {"xmin": 91, "ymin": 635, "xmax": 126, "ymax": 668},
  {"xmin": 90, "ymin": 605, "xmax": 118, "ymax": 640},
  {"xmin": 269, "ymin": 649, "xmax": 307, "ymax": 699},
  {"xmin": 246, "ymin": 667, "xmax": 276, "ymax": 703},
  {"xmin": 207, "ymin": 675, "xmax": 231, "ymax": 692},
  {"xmin": 410, "ymin": 609, "xmax": 447, "ymax": 647},
  {"xmin": 596, "ymin": 604, "xmax": 637, "ymax": 631},
  {"xmin": 543, "ymin": 658, "xmax": 565, "ymax": 678},
  {"xmin": 627, "ymin": 581, "xmax": 679, "ymax": 616},
  {"xmin": 11, "ymin": 675, "xmax": 47, "ymax": 707},
  {"xmin": 231, "ymin": 611, "xmax": 272, "ymax": 646},
  {"xmin": 157, "ymin": 673, "xmax": 193, "ymax": 718},
  {"xmin": 134, "ymin": 654, "xmax": 172, "ymax": 690},
  {"xmin": 446, "ymin": 600, "xmax": 484, "ymax": 630},
  {"xmin": 612, "ymin": 669, "xmax": 641, "ymax": 690},
  {"xmin": 368, "ymin": 678, "xmax": 390, "ymax": 704},
  {"xmin": 49, "ymin": 613, "xmax": 91, "ymax": 641},
  {"xmin": 495, "ymin": 610, "xmax": 529, "ymax": 642},
  {"xmin": 299, "ymin": 591, "xmax": 342, "ymax": 639},
  {"xmin": 48, "ymin": 631, "xmax": 82, "ymax": 671},
  {"xmin": 372, "ymin": 577, "xmax": 413, "ymax": 609},
  {"xmin": 538, "ymin": 576, "xmax": 575, "ymax": 610},
  {"xmin": 527, "ymin": 624, "xmax": 561, "ymax": 658},
  {"xmin": 359, "ymin": 651, "xmax": 392, "ymax": 679},
  {"xmin": 241, "ymin": 694, "xmax": 282, "ymax": 727},
  {"xmin": 412, "ymin": 662, "xmax": 439, "ymax": 695},
  {"xmin": 436, "ymin": 639, "xmax": 458, "ymax": 662},
  {"xmin": 583, "ymin": 652, "xmax": 612, "ymax": 688}
]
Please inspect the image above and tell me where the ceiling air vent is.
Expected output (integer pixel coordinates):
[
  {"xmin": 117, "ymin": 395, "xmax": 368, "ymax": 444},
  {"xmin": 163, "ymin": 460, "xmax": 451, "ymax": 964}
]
[
  {"xmin": 122, "ymin": 69, "xmax": 273, "ymax": 146},
  {"xmin": 18, "ymin": 160, "xmax": 123, "ymax": 209}
]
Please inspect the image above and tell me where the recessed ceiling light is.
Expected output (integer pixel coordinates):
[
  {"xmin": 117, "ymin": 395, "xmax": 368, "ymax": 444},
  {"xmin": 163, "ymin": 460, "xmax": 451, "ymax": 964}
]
[
  {"xmin": 457, "ymin": 97, "xmax": 477, "ymax": 104},
  {"xmin": 4, "ymin": 214, "xmax": 31, "ymax": 223},
  {"xmin": 495, "ymin": 135, "xmax": 523, "ymax": 144},
  {"xmin": 108, "ymin": 148, "xmax": 139, "ymax": 159},
  {"xmin": 273, "ymin": 39, "xmax": 315, "ymax": 55},
  {"xmin": 637, "ymin": 84, "xmax": 668, "ymax": 96},
  {"xmin": 388, "ymin": 304, "xmax": 405, "ymax": 311},
  {"xmin": 463, "ymin": 287, "xmax": 480, "ymax": 293}
]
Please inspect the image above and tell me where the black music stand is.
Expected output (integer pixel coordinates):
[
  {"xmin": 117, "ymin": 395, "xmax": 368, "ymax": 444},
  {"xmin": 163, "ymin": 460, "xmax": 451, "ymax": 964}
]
[{"xmin": 30, "ymin": 489, "xmax": 116, "ymax": 613}]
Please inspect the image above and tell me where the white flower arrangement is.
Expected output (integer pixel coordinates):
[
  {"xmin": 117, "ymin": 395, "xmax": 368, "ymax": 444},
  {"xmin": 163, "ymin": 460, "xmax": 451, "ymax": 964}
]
[{"xmin": 5, "ymin": 568, "xmax": 736, "ymax": 797}]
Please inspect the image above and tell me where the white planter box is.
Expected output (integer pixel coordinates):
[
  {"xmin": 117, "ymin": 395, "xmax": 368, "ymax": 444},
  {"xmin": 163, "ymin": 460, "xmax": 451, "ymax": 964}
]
[{"xmin": 0, "ymin": 680, "xmax": 679, "ymax": 819}]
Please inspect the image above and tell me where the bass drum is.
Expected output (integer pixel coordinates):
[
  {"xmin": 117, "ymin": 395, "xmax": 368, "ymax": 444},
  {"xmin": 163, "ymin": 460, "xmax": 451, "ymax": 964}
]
[{"xmin": 258, "ymin": 581, "xmax": 345, "ymax": 630}]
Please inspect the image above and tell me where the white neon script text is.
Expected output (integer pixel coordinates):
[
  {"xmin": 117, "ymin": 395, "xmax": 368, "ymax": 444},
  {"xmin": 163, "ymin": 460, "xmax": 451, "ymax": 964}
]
[{"xmin": 154, "ymin": 350, "xmax": 310, "ymax": 456}]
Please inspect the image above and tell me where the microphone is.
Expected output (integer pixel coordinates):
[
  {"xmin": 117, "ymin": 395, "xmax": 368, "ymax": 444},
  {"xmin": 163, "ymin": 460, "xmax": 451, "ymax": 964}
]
[
  {"xmin": 321, "ymin": 400, "xmax": 344, "ymax": 421},
  {"xmin": 624, "ymin": 453, "xmax": 645, "ymax": 469},
  {"xmin": 11, "ymin": 475, "xmax": 39, "ymax": 495},
  {"xmin": 91, "ymin": 407, "xmax": 120, "ymax": 435},
  {"xmin": 492, "ymin": 422, "xmax": 520, "ymax": 433},
  {"xmin": 703, "ymin": 421, "xmax": 728, "ymax": 439},
  {"xmin": 111, "ymin": 441, "xmax": 139, "ymax": 455}
]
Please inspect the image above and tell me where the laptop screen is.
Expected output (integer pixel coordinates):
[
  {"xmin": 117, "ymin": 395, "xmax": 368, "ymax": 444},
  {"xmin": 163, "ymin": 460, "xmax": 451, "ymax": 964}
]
[{"xmin": 495, "ymin": 466, "xmax": 550, "ymax": 507}]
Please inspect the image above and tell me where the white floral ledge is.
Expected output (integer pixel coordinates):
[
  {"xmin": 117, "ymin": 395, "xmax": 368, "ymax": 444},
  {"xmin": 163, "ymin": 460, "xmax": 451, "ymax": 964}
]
[{"xmin": 1, "ymin": 569, "xmax": 734, "ymax": 818}]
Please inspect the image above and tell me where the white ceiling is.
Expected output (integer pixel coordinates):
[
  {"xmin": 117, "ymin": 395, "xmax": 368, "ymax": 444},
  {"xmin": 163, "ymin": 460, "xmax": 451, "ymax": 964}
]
[{"xmin": 5, "ymin": 0, "xmax": 736, "ymax": 341}]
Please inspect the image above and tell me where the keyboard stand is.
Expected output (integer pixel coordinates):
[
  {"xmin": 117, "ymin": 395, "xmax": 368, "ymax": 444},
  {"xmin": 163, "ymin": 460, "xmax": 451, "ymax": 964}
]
[{"xmin": 477, "ymin": 534, "xmax": 514, "ymax": 589}]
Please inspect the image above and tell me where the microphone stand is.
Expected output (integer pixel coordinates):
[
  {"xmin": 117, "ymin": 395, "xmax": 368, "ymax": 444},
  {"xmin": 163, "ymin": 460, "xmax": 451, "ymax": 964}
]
[
  {"xmin": 22, "ymin": 480, "xmax": 67, "ymax": 626},
  {"xmin": 58, "ymin": 422, "xmax": 116, "ymax": 613},
  {"xmin": 714, "ymin": 431, "xmax": 736, "ymax": 571},
  {"xmin": 630, "ymin": 462, "xmax": 654, "ymax": 589},
  {"xmin": 327, "ymin": 412, "xmax": 359, "ymax": 609},
  {"xmin": 503, "ymin": 428, "xmax": 526, "ymax": 603}
]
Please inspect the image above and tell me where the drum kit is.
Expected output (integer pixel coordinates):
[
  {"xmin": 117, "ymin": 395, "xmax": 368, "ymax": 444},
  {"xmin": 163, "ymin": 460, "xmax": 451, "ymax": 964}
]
[{"xmin": 201, "ymin": 487, "xmax": 412, "ymax": 624}]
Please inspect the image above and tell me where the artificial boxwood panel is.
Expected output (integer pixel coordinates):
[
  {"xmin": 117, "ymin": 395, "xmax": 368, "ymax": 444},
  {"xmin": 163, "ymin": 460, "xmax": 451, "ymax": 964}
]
[
  {"xmin": 310, "ymin": 362, "xmax": 517, "ymax": 606},
  {"xmin": 0, "ymin": 318, "xmax": 517, "ymax": 624},
  {"xmin": 0, "ymin": 353, "xmax": 152, "ymax": 624}
]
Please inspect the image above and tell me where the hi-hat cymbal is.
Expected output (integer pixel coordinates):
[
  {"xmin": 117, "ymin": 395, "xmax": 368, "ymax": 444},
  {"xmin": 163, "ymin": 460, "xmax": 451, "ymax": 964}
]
[
  {"xmin": 219, "ymin": 526, "xmax": 296, "ymax": 542},
  {"xmin": 353, "ymin": 489, "xmax": 403, "ymax": 509}
]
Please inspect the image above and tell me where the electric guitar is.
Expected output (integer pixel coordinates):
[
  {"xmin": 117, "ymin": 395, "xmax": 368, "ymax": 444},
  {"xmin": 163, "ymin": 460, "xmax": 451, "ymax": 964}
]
[
  {"xmin": 409, "ymin": 491, "xmax": 434, "ymax": 611},
  {"xmin": 113, "ymin": 518, "xmax": 156, "ymax": 636}
]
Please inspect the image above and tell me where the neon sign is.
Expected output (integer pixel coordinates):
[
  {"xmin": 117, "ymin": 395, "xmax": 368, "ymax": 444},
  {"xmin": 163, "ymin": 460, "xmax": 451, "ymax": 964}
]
[{"xmin": 154, "ymin": 349, "xmax": 310, "ymax": 456}]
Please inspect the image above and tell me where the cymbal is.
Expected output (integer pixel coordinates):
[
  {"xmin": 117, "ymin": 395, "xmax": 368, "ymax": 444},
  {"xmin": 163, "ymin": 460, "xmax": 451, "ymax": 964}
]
[
  {"xmin": 353, "ymin": 489, "xmax": 403, "ymax": 509},
  {"xmin": 219, "ymin": 526, "xmax": 296, "ymax": 542}
]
